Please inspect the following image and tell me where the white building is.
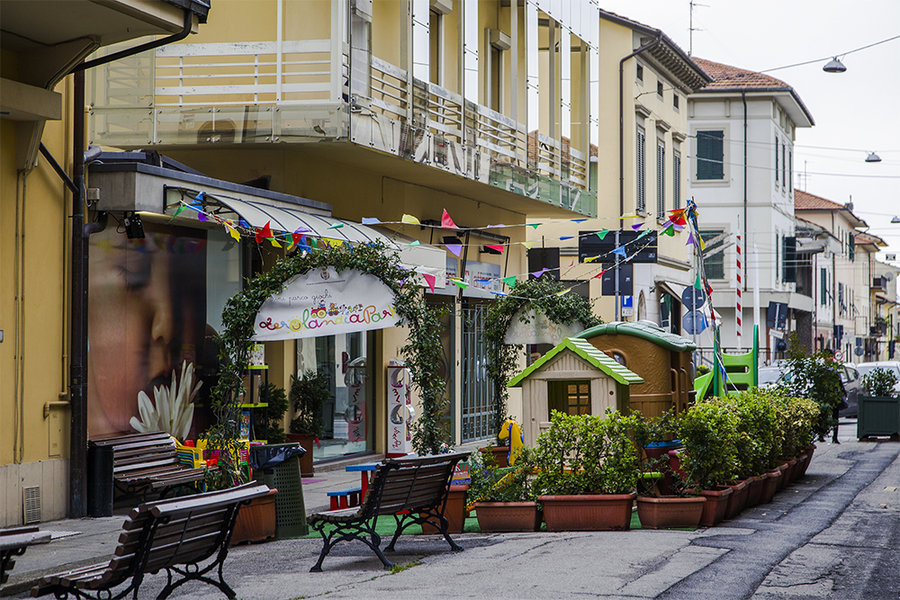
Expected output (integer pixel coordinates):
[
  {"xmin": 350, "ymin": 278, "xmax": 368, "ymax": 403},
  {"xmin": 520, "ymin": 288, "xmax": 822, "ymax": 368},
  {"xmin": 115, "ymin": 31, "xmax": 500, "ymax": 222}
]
[{"xmin": 688, "ymin": 59, "xmax": 814, "ymax": 362}]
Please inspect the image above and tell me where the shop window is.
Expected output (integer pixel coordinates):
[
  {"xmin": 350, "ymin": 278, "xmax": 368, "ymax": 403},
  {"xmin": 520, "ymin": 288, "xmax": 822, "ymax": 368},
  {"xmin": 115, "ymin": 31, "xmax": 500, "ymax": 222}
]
[{"xmin": 549, "ymin": 380, "xmax": 591, "ymax": 416}]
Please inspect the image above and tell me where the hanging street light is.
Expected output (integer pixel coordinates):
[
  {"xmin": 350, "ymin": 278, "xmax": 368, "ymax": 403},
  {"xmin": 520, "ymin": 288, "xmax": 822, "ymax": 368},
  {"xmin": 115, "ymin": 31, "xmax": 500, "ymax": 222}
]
[
  {"xmin": 823, "ymin": 57, "xmax": 847, "ymax": 73},
  {"xmin": 865, "ymin": 151, "xmax": 882, "ymax": 163}
]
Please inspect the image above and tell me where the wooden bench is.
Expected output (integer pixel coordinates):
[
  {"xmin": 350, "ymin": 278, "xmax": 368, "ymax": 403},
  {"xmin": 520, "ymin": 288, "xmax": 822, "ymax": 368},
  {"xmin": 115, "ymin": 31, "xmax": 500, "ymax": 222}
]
[
  {"xmin": 0, "ymin": 527, "xmax": 51, "ymax": 584},
  {"xmin": 308, "ymin": 452, "xmax": 469, "ymax": 572},
  {"xmin": 90, "ymin": 431, "xmax": 207, "ymax": 501},
  {"xmin": 32, "ymin": 482, "xmax": 270, "ymax": 600}
]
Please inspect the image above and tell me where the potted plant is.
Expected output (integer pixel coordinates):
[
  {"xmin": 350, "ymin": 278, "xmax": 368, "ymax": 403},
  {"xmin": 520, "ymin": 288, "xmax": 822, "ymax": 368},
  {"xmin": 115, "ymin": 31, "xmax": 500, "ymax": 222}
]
[
  {"xmin": 531, "ymin": 410, "xmax": 639, "ymax": 531},
  {"xmin": 858, "ymin": 366, "xmax": 900, "ymax": 439},
  {"xmin": 677, "ymin": 401, "xmax": 739, "ymax": 526},
  {"xmin": 259, "ymin": 382, "xmax": 288, "ymax": 443},
  {"xmin": 288, "ymin": 370, "xmax": 329, "ymax": 476},
  {"xmin": 467, "ymin": 447, "xmax": 541, "ymax": 532}
]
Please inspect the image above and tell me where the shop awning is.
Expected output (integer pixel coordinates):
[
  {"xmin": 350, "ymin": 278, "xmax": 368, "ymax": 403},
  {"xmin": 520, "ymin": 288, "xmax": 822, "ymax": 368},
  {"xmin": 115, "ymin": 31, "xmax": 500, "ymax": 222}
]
[{"xmin": 655, "ymin": 279, "xmax": 689, "ymax": 303}]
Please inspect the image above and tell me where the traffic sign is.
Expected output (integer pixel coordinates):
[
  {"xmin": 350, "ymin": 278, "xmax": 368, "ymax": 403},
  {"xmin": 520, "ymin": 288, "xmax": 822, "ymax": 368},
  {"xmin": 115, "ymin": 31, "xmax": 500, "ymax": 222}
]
[
  {"xmin": 682, "ymin": 310, "xmax": 708, "ymax": 334},
  {"xmin": 834, "ymin": 350, "xmax": 843, "ymax": 361},
  {"xmin": 681, "ymin": 286, "xmax": 707, "ymax": 312}
]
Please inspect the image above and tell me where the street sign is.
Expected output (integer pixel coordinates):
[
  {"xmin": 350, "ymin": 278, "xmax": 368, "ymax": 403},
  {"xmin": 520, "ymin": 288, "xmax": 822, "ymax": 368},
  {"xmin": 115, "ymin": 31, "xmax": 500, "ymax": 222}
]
[
  {"xmin": 600, "ymin": 263, "xmax": 633, "ymax": 296},
  {"xmin": 681, "ymin": 286, "xmax": 707, "ymax": 311},
  {"xmin": 682, "ymin": 310, "xmax": 708, "ymax": 334}
]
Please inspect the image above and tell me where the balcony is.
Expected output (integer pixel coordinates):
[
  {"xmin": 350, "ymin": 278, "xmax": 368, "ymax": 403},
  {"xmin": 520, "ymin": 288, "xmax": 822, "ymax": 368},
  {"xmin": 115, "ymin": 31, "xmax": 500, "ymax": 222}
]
[{"xmin": 87, "ymin": 39, "xmax": 595, "ymax": 217}]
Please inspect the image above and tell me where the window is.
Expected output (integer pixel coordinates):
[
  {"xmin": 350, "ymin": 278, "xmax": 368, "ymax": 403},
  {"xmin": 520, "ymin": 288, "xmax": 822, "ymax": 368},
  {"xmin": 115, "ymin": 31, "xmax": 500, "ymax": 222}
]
[
  {"xmin": 696, "ymin": 130, "xmax": 724, "ymax": 180},
  {"xmin": 782, "ymin": 236, "xmax": 797, "ymax": 283},
  {"xmin": 820, "ymin": 267, "xmax": 828, "ymax": 305},
  {"xmin": 849, "ymin": 235, "xmax": 855, "ymax": 261},
  {"xmin": 838, "ymin": 282, "xmax": 845, "ymax": 314},
  {"xmin": 429, "ymin": 9, "xmax": 442, "ymax": 85},
  {"xmin": 781, "ymin": 142, "xmax": 786, "ymax": 188},
  {"xmin": 657, "ymin": 81, "xmax": 664, "ymax": 97},
  {"xmin": 636, "ymin": 126, "xmax": 646, "ymax": 212},
  {"xmin": 489, "ymin": 46, "xmax": 504, "ymax": 112},
  {"xmin": 788, "ymin": 149, "xmax": 793, "ymax": 191},
  {"xmin": 673, "ymin": 93, "xmax": 680, "ymax": 109},
  {"xmin": 700, "ymin": 229, "xmax": 726, "ymax": 279},
  {"xmin": 775, "ymin": 135, "xmax": 779, "ymax": 185},
  {"xmin": 657, "ymin": 140, "xmax": 665, "ymax": 218},
  {"xmin": 548, "ymin": 380, "xmax": 591, "ymax": 416},
  {"xmin": 636, "ymin": 64, "xmax": 643, "ymax": 82},
  {"xmin": 673, "ymin": 150, "xmax": 682, "ymax": 209}
]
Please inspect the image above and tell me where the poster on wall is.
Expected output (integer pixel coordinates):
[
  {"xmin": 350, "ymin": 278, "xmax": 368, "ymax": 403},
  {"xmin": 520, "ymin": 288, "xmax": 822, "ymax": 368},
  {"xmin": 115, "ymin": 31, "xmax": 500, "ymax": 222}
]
[
  {"xmin": 88, "ymin": 224, "xmax": 220, "ymax": 439},
  {"xmin": 254, "ymin": 267, "xmax": 401, "ymax": 341}
]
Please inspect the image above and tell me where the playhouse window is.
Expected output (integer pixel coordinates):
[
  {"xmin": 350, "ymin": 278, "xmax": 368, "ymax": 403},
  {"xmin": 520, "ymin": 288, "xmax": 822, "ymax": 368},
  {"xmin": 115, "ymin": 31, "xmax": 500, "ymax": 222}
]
[{"xmin": 549, "ymin": 380, "xmax": 591, "ymax": 416}]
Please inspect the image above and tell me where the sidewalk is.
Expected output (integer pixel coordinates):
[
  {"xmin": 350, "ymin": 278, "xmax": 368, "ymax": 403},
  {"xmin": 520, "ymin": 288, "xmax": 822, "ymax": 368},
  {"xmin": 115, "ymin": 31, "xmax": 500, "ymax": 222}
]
[{"xmin": 3, "ymin": 423, "xmax": 897, "ymax": 599}]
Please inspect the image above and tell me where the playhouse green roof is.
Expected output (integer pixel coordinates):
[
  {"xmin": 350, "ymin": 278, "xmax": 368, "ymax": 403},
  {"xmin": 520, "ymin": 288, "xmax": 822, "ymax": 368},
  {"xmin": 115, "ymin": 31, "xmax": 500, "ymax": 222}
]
[
  {"xmin": 574, "ymin": 321, "xmax": 696, "ymax": 352},
  {"xmin": 507, "ymin": 338, "xmax": 644, "ymax": 387}
]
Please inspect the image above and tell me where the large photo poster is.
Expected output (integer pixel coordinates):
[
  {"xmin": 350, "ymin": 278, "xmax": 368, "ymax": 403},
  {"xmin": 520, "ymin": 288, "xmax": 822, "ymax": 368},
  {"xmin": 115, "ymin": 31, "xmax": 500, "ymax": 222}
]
[{"xmin": 88, "ymin": 223, "xmax": 222, "ymax": 439}]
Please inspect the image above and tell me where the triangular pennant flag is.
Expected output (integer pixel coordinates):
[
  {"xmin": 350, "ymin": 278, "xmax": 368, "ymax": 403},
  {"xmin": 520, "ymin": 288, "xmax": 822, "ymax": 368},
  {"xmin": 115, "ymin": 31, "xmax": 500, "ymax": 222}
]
[
  {"xmin": 450, "ymin": 278, "xmax": 468, "ymax": 289},
  {"xmin": 197, "ymin": 211, "xmax": 209, "ymax": 222},
  {"xmin": 501, "ymin": 276, "xmax": 517, "ymax": 288},
  {"xmin": 490, "ymin": 290, "xmax": 509, "ymax": 297},
  {"xmin": 328, "ymin": 239, "xmax": 344, "ymax": 248},
  {"xmin": 620, "ymin": 213, "xmax": 639, "ymax": 219},
  {"xmin": 361, "ymin": 217, "xmax": 382, "ymax": 225},
  {"xmin": 596, "ymin": 229, "xmax": 610, "ymax": 240},
  {"xmin": 631, "ymin": 222, "xmax": 644, "ymax": 231},
  {"xmin": 292, "ymin": 231, "xmax": 304, "ymax": 246},
  {"xmin": 401, "ymin": 214, "xmax": 421, "ymax": 225},
  {"xmin": 593, "ymin": 269, "xmax": 607, "ymax": 279},
  {"xmin": 406, "ymin": 240, "xmax": 421, "ymax": 247},
  {"xmin": 528, "ymin": 223, "xmax": 542, "ymax": 229},
  {"xmin": 673, "ymin": 223, "xmax": 685, "ymax": 231},
  {"xmin": 612, "ymin": 246, "xmax": 627, "ymax": 258},
  {"xmin": 584, "ymin": 254, "xmax": 602, "ymax": 263},
  {"xmin": 520, "ymin": 241, "xmax": 535, "ymax": 250},
  {"xmin": 694, "ymin": 276, "xmax": 703, "ymax": 290},
  {"xmin": 530, "ymin": 268, "xmax": 549, "ymax": 278},
  {"xmin": 195, "ymin": 191, "xmax": 205, "ymax": 201},
  {"xmin": 225, "ymin": 223, "xmax": 240, "ymax": 241},
  {"xmin": 567, "ymin": 260, "xmax": 575, "ymax": 268},
  {"xmin": 485, "ymin": 244, "xmax": 505, "ymax": 253},
  {"xmin": 555, "ymin": 287, "xmax": 573, "ymax": 296},
  {"xmin": 662, "ymin": 224, "xmax": 675, "ymax": 237},
  {"xmin": 284, "ymin": 232, "xmax": 292, "ymax": 247},
  {"xmin": 255, "ymin": 221, "xmax": 273, "ymax": 244},
  {"xmin": 270, "ymin": 237, "xmax": 282, "ymax": 248},
  {"xmin": 238, "ymin": 218, "xmax": 250, "ymax": 229},
  {"xmin": 446, "ymin": 244, "xmax": 463, "ymax": 257},
  {"xmin": 170, "ymin": 204, "xmax": 188, "ymax": 220},
  {"xmin": 422, "ymin": 273, "xmax": 436, "ymax": 294},
  {"xmin": 441, "ymin": 208, "xmax": 459, "ymax": 230},
  {"xmin": 570, "ymin": 218, "xmax": 588, "ymax": 223},
  {"xmin": 698, "ymin": 234, "xmax": 707, "ymax": 251},
  {"xmin": 686, "ymin": 232, "xmax": 696, "ymax": 247},
  {"xmin": 328, "ymin": 222, "xmax": 344, "ymax": 230},
  {"xmin": 486, "ymin": 223, "xmax": 506, "ymax": 229},
  {"xmin": 560, "ymin": 236, "xmax": 574, "ymax": 240},
  {"xmin": 636, "ymin": 229, "xmax": 651, "ymax": 240}
]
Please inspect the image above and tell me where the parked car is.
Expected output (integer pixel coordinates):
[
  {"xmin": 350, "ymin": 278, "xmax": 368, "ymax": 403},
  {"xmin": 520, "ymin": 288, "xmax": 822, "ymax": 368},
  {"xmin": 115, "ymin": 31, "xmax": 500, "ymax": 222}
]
[
  {"xmin": 839, "ymin": 363, "xmax": 860, "ymax": 418},
  {"xmin": 855, "ymin": 361, "xmax": 900, "ymax": 395},
  {"xmin": 757, "ymin": 366, "xmax": 785, "ymax": 388}
]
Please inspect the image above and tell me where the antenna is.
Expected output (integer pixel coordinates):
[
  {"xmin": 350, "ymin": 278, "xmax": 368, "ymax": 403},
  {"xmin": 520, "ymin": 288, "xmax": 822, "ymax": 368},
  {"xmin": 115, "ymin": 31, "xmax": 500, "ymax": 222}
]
[{"xmin": 688, "ymin": 0, "xmax": 708, "ymax": 56}]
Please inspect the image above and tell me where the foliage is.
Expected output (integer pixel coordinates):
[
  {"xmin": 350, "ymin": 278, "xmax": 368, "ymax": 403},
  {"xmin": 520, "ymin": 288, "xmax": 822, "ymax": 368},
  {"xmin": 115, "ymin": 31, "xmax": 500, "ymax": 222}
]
[
  {"xmin": 861, "ymin": 367, "xmax": 898, "ymax": 397},
  {"xmin": 529, "ymin": 410, "xmax": 640, "ymax": 496},
  {"xmin": 712, "ymin": 390, "xmax": 779, "ymax": 476},
  {"xmin": 259, "ymin": 382, "xmax": 288, "ymax": 443},
  {"xmin": 288, "ymin": 371, "xmax": 329, "ymax": 437},
  {"xmin": 777, "ymin": 337, "xmax": 843, "ymax": 440},
  {"xmin": 484, "ymin": 278, "xmax": 601, "ymax": 442},
  {"xmin": 207, "ymin": 242, "xmax": 448, "ymax": 488},
  {"xmin": 676, "ymin": 400, "xmax": 740, "ymax": 490},
  {"xmin": 630, "ymin": 410, "xmax": 691, "ymax": 497},
  {"xmin": 769, "ymin": 391, "xmax": 820, "ymax": 459},
  {"xmin": 466, "ymin": 446, "xmax": 535, "ymax": 505}
]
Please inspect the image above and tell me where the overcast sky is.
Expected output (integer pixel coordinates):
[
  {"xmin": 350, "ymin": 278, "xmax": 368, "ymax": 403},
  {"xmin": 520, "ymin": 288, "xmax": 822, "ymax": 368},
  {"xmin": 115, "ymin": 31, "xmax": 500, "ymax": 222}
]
[{"xmin": 600, "ymin": 0, "xmax": 900, "ymax": 258}]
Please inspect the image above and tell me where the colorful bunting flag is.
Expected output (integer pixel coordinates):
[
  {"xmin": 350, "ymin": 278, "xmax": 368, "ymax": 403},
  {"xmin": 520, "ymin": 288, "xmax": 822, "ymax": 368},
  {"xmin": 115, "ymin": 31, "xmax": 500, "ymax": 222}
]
[
  {"xmin": 501, "ymin": 276, "xmax": 518, "ymax": 288},
  {"xmin": 662, "ymin": 224, "xmax": 675, "ymax": 237},
  {"xmin": 361, "ymin": 217, "xmax": 382, "ymax": 225},
  {"xmin": 446, "ymin": 244, "xmax": 463, "ymax": 257},
  {"xmin": 631, "ymin": 222, "xmax": 644, "ymax": 231},
  {"xmin": 520, "ymin": 241, "xmax": 535, "ymax": 250},
  {"xmin": 328, "ymin": 222, "xmax": 344, "ymax": 230},
  {"xmin": 197, "ymin": 211, "xmax": 209, "ymax": 222},
  {"xmin": 485, "ymin": 244, "xmax": 505, "ymax": 253},
  {"xmin": 528, "ymin": 223, "xmax": 542, "ymax": 229},
  {"xmin": 238, "ymin": 218, "xmax": 250, "ymax": 229},
  {"xmin": 225, "ymin": 223, "xmax": 240, "ymax": 241},
  {"xmin": 255, "ymin": 221, "xmax": 273, "ymax": 244},
  {"xmin": 555, "ymin": 287, "xmax": 573, "ymax": 296},
  {"xmin": 596, "ymin": 229, "xmax": 610, "ymax": 240},
  {"xmin": 292, "ymin": 230, "xmax": 304, "ymax": 246},
  {"xmin": 694, "ymin": 276, "xmax": 703, "ymax": 290},
  {"xmin": 570, "ymin": 218, "xmax": 588, "ymax": 223},
  {"xmin": 170, "ymin": 204, "xmax": 188, "ymax": 220},
  {"xmin": 474, "ymin": 278, "xmax": 492, "ymax": 285},
  {"xmin": 450, "ymin": 278, "xmax": 468, "ymax": 289},
  {"xmin": 422, "ymin": 273, "xmax": 436, "ymax": 294},
  {"xmin": 612, "ymin": 246, "xmax": 627, "ymax": 258},
  {"xmin": 270, "ymin": 237, "xmax": 282, "ymax": 248},
  {"xmin": 406, "ymin": 240, "xmax": 421, "ymax": 247},
  {"xmin": 401, "ymin": 214, "xmax": 421, "ymax": 225},
  {"xmin": 620, "ymin": 213, "xmax": 639, "ymax": 219},
  {"xmin": 490, "ymin": 290, "xmax": 509, "ymax": 297},
  {"xmin": 635, "ymin": 229, "xmax": 650, "ymax": 240},
  {"xmin": 486, "ymin": 223, "xmax": 506, "ymax": 229},
  {"xmin": 560, "ymin": 236, "xmax": 574, "ymax": 240},
  {"xmin": 531, "ymin": 268, "xmax": 549, "ymax": 278},
  {"xmin": 441, "ymin": 208, "xmax": 459, "ymax": 230},
  {"xmin": 195, "ymin": 191, "xmax": 205, "ymax": 201},
  {"xmin": 584, "ymin": 254, "xmax": 602, "ymax": 263}
]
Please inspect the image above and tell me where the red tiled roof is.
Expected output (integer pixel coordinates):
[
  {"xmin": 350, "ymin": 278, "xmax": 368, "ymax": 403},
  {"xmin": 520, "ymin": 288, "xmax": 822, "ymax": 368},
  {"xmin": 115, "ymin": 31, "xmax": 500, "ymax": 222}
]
[
  {"xmin": 793, "ymin": 189, "xmax": 844, "ymax": 211},
  {"xmin": 691, "ymin": 57, "xmax": 790, "ymax": 89},
  {"xmin": 855, "ymin": 232, "xmax": 886, "ymax": 247}
]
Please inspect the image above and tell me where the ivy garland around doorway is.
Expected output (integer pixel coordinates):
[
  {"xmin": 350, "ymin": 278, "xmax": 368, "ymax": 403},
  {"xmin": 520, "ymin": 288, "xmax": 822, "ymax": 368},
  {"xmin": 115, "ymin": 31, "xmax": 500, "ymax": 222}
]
[
  {"xmin": 483, "ymin": 278, "xmax": 602, "ymax": 442},
  {"xmin": 206, "ymin": 241, "xmax": 447, "ymax": 487}
]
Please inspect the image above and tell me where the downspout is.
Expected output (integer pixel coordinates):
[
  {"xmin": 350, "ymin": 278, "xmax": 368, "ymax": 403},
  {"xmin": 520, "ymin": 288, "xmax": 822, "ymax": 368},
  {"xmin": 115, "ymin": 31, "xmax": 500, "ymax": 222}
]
[
  {"xmin": 742, "ymin": 90, "xmax": 748, "ymax": 291},
  {"xmin": 619, "ymin": 33, "xmax": 662, "ymax": 218},
  {"xmin": 66, "ymin": 9, "xmax": 194, "ymax": 518}
]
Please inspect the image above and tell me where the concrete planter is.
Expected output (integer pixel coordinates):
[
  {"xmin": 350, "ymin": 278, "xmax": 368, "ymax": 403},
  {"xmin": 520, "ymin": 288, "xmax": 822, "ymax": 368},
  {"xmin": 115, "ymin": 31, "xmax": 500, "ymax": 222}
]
[{"xmin": 857, "ymin": 396, "xmax": 900, "ymax": 439}]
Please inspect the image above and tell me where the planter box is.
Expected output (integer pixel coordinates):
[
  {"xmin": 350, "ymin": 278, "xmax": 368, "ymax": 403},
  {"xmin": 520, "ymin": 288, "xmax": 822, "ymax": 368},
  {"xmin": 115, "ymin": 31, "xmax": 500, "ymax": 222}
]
[
  {"xmin": 798, "ymin": 445, "xmax": 815, "ymax": 478},
  {"xmin": 725, "ymin": 479, "xmax": 749, "ymax": 520},
  {"xmin": 761, "ymin": 469, "xmax": 781, "ymax": 504},
  {"xmin": 645, "ymin": 441, "xmax": 682, "ymax": 496},
  {"xmin": 231, "ymin": 489, "xmax": 277, "ymax": 545},
  {"xmin": 636, "ymin": 496, "xmax": 705, "ymax": 529},
  {"xmin": 697, "ymin": 487, "xmax": 732, "ymax": 527},
  {"xmin": 480, "ymin": 446, "xmax": 509, "ymax": 468},
  {"xmin": 539, "ymin": 493, "xmax": 636, "ymax": 531},
  {"xmin": 475, "ymin": 501, "xmax": 542, "ymax": 532},
  {"xmin": 857, "ymin": 396, "xmax": 900, "ymax": 438},
  {"xmin": 745, "ymin": 475, "xmax": 764, "ymax": 508},
  {"xmin": 421, "ymin": 485, "xmax": 468, "ymax": 534}
]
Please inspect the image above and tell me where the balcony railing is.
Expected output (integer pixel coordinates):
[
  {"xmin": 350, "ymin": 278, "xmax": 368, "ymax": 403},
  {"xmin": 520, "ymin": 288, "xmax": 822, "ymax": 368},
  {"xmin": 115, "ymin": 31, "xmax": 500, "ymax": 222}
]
[{"xmin": 88, "ymin": 40, "xmax": 594, "ymax": 216}]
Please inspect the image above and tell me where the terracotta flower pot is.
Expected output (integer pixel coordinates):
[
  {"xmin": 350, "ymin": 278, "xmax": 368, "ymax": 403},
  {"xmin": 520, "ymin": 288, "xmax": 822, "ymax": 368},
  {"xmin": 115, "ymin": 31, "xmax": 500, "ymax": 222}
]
[
  {"xmin": 636, "ymin": 496, "xmax": 705, "ymax": 529},
  {"xmin": 725, "ymin": 479, "xmax": 749, "ymax": 519},
  {"xmin": 539, "ymin": 493, "xmax": 636, "ymax": 532},
  {"xmin": 696, "ymin": 487, "xmax": 732, "ymax": 527},
  {"xmin": 760, "ymin": 469, "xmax": 781, "ymax": 504},
  {"xmin": 667, "ymin": 449, "xmax": 687, "ymax": 483},
  {"xmin": 421, "ymin": 485, "xmax": 469, "ymax": 534},
  {"xmin": 480, "ymin": 446, "xmax": 509, "ymax": 468},
  {"xmin": 745, "ymin": 475, "xmax": 764, "ymax": 508},
  {"xmin": 475, "ymin": 501, "xmax": 542, "ymax": 532},
  {"xmin": 775, "ymin": 463, "xmax": 790, "ymax": 491},
  {"xmin": 798, "ymin": 445, "xmax": 815, "ymax": 477},
  {"xmin": 644, "ymin": 441, "xmax": 682, "ymax": 496},
  {"xmin": 231, "ymin": 488, "xmax": 277, "ymax": 545}
]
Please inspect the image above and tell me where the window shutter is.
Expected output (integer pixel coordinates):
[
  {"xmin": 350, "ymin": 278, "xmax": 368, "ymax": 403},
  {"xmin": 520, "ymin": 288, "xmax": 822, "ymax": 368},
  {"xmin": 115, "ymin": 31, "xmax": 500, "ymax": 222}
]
[
  {"xmin": 673, "ymin": 153, "xmax": 681, "ymax": 209},
  {"xmin": 636, "ymin": 127, "xmax": 646, "ymax": 211},
  {"xmin": 783, "ymin": 236, "xmax": 797, "ymax": 282},
  {"xmin": 696, "ymin": 130, "xmax": 723, "ymax": 179},
  {"xmin": 657, "ymin": 141, "xmax": 665, "ymax": 217}
]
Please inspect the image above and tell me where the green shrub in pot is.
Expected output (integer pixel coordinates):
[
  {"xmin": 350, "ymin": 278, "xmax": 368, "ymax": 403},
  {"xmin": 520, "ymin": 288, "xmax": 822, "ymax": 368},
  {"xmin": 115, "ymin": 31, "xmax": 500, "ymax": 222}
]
[
  {"xmin": 861, "ymin": 367, "xmax": 898, "ymax": 397},
  {"xmin": 677, "ymin": 400, "xmax": 740, "ymax": 490},
  {"xmin": 466, "ymin": 446, "xmax": 535, "ymax": 505}
]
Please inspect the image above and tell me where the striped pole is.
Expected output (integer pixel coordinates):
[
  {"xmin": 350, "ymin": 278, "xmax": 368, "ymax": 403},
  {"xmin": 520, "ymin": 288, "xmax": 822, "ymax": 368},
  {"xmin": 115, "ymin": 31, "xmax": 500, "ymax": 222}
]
[{"xmin": 736, "ymin": 233, "xmax": 743, "ymax": 350}]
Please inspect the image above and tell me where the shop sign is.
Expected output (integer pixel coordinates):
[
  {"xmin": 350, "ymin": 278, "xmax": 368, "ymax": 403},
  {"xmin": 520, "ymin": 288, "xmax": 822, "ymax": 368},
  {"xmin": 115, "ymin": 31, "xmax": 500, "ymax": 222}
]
[
  {"xmin": 254, "ymin": 267, "xmax": 400, "ymax": 341},
  {"xmin": 446, "ymin": 258, "xmax": 502, "ymax": 292}
]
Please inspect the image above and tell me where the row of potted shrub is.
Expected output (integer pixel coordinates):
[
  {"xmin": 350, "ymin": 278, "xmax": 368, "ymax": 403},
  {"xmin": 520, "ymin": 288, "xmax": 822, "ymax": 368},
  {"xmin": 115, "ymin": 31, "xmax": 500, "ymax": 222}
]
[{"xmin": 466, "ymin": 388, "xmax": 821, "ymax": 532}]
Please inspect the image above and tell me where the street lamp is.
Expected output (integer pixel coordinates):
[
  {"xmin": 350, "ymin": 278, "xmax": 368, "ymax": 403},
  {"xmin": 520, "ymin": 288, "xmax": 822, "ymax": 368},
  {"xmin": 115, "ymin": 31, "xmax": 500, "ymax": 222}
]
[
  {"xmin": 865, "ymin": 151, "xmax": 882, "ymax": 163},
  {"xmin": 823, "ymin": 57, "xmax": 847, "ymax": 73},
  {"xmin": 891, "ymin": 216, "xmax": 900, "ymax": 224}
]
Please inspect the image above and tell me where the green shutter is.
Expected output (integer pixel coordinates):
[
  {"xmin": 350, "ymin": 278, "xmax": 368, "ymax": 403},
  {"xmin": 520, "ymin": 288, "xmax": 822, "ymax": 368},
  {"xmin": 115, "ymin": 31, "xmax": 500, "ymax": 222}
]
[{"xmin": 696, "ymin": 130, "xmax": 723, "ymax": 180}]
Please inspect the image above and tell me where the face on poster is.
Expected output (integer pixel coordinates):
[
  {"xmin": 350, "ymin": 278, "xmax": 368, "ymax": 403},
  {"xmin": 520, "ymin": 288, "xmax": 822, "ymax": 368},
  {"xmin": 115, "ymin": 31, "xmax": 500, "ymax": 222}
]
[{"xmin": 87, "ymin": 224, "xmax": 215, "ymax": 438}]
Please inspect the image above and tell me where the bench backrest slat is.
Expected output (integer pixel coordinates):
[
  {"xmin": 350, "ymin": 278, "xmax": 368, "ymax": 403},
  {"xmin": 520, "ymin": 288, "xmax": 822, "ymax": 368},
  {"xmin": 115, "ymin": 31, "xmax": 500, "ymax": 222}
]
[{"xmin": 356, "ymin": 453, "xmax": 468, "ymax": 518}]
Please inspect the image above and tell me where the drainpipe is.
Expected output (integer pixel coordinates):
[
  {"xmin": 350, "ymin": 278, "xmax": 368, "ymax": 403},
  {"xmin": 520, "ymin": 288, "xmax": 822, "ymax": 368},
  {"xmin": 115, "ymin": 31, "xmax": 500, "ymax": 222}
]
[
  {"xmin": 618, "ymin": 33, "xmax": 662, "ymax": 218},
  {"xmin": 66, "ymin": 9, "xmax": 194, "ymax": 518},
  {"xmin": 742, "ymin": 90, "xmax": 748, "ymax": 291}
]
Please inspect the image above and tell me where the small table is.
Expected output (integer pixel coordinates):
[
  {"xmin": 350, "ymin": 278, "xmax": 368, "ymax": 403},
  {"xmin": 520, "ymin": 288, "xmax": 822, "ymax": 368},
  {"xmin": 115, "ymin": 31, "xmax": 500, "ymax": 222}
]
[
  {"xmin": 345, "ymin": 462, "xmax": 379, "ymax": 499},
  {"xmin": 0, "ymin": 527, "xmax": 51, "ymax": 584}
]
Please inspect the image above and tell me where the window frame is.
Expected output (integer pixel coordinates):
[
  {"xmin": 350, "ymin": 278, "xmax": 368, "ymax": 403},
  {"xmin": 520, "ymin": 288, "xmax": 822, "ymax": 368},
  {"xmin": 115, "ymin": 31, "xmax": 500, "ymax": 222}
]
[
  {"xmin": 699, "ymin": 228, "xmax": 727, "ymax": 280},
  {"xmin": 673, "ymin": 149, "xmax": 682, "ymax": 209},
  {"xmin": 656, "ymin": 138, "xmax": 666, "ymax": 219},
  {"xmin": 636, "ymin": 125, "xmax": 646, "ymax": 213},
  {"xmin": 694, "ymin": 129, "xmax": 725, "ymax": 181}
]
